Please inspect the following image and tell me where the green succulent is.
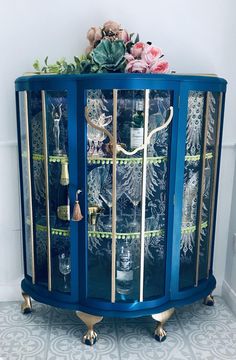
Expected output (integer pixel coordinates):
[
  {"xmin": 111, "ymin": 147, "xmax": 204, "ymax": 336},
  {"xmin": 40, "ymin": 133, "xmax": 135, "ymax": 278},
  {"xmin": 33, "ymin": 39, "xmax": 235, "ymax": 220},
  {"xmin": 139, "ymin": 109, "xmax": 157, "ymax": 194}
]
[{"xmin": 91, "ymin": 39, "xmax": 126, "ymax": 72}]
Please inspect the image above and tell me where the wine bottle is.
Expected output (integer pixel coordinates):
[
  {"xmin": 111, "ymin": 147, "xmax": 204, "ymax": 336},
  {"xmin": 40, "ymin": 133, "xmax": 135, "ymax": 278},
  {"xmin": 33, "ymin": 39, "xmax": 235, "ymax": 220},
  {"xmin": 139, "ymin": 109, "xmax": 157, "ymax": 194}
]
[
  {"xmin": 130, "ymin": 97, "xmax": 144, "ymax": 149},
  {"xmin": 57, "ymin": 162, "xmax": 70, "ymax": 222},
  {"xmin": 116, "ymin": 239, "xmax": 133, "ymax": 295}
]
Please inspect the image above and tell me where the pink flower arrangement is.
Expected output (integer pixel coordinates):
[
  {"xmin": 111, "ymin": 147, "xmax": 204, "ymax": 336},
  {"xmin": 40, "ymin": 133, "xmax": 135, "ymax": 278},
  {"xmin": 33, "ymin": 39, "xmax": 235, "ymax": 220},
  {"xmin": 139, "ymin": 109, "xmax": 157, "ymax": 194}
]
[
  {"xmin": 33, "ymin": 20, "xmax": 170, "ymax": 75},
  {"xmin": 86, "ymin": 20, "xmax": 170, "ymax": 74}
]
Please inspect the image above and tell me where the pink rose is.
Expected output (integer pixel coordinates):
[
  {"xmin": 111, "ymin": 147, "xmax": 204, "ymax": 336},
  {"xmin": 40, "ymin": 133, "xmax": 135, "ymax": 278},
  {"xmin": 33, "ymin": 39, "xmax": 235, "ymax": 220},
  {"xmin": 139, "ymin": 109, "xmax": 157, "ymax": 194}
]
[
  {"xmin": 149, "ymin": 60, "xmax": 169, "ymax": 74},
  {"xmin": 130, "ymin": 42, "xmax": 145, "ymax": 58},
  {"xmin": 125, "ymin": 59, "xmax": 149, "ymax": 73},
  {"xmin": 118, "ymin": 29, "xmax": 130, "ymax": 42},
  {"xmin": 125, "ymin": 53, "xmax": 134, "ymax": 62},
  {"xmin": 141, "ymin": 44, "xmax": 163, "ymax": 65},
  {"xmin": 87, "ymin": 27, "xmax": 102, "ymax": 45}
]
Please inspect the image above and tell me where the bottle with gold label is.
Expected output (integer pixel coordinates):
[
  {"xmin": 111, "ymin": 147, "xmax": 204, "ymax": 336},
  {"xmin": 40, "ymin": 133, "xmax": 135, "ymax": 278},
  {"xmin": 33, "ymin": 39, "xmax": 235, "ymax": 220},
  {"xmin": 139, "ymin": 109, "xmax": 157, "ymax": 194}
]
[{"xmin": 57, "ymin": 161, "xmax": 70, "ymax": 223}]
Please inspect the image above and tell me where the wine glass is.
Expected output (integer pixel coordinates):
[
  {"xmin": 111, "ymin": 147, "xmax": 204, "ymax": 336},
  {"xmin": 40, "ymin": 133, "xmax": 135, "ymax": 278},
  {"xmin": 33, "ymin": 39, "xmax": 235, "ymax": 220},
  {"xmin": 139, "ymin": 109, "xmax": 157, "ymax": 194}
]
[
  {"xmin": 99, "ymin": 187, "xmax": 112, "ymax": 230},
  {"xmin": 123, "ymin": 163, "xmax": 142, "ymax": 229},
  {"xmin": 58, "ymin": 253, "xmax": 71, "ymax": 290}
]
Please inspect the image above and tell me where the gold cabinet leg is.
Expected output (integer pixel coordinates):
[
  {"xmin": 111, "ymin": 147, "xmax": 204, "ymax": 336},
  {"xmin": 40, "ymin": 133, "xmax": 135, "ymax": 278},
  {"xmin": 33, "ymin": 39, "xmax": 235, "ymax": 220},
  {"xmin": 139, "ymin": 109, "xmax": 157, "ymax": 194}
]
[
  {"xmin": 203, "ymin": 293, "xmax": 214, "ymax": 306},
  {"xmin": 76, "ymin": 311, "xmax": 103, "ymax": 346},
  {"xmin": 152, "ymin": 308, "xmax": 175, "ymax": 342},
  {"xmin": 21, "ymin": 292, "xmax": 32, "ymax": 314}
]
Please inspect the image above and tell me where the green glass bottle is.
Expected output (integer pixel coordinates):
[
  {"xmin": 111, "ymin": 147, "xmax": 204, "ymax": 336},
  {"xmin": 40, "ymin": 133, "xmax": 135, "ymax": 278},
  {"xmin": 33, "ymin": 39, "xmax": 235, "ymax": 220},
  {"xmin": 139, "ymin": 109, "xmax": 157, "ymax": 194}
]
[{"xmin": 130, "ymin": 98, "xmax": 144, "ymax": 149}]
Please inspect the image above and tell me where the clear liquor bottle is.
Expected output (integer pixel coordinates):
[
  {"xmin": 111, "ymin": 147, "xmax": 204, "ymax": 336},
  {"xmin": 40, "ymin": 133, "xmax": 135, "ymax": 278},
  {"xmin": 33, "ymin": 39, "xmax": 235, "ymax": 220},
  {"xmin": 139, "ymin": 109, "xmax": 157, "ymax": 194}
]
[{"xmin": 116, "ymin": 239, "xmax": 133, "ymax": 295}]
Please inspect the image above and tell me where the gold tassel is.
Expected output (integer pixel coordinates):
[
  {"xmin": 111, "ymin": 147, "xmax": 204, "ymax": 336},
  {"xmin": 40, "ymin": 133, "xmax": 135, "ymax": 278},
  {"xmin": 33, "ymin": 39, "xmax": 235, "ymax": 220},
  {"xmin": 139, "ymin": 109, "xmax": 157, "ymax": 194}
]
[{"xmin": 72, "ymin": 190, "xmax": 83, "ymax": 221}]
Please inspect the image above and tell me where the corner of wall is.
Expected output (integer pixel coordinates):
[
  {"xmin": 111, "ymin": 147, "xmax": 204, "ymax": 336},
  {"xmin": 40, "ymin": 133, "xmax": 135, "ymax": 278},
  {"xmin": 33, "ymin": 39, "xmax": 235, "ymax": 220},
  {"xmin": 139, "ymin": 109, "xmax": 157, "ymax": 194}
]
[
  {"xmin": 0, "ymin": 278, "xmax": 23, "ymax": 302},
  {"xmin": 222, "ymin": 280, "xmax": 236, "ymax": 315}
]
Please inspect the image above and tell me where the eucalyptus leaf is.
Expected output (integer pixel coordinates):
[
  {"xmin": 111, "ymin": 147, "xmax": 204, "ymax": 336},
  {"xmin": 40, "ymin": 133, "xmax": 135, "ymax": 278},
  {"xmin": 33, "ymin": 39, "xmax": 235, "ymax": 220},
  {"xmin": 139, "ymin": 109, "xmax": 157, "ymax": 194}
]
[{"xmin": 33, "ymin": 59, "xmax": 41, "ymax": 72}]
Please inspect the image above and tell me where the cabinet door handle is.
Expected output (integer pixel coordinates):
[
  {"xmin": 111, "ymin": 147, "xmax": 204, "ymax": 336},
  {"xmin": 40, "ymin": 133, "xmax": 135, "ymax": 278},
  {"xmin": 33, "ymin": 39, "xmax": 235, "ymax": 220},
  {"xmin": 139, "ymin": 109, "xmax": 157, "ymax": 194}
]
[{"xmin": 72, "ymin": 189, "xmax": 83, "ymax": 221}]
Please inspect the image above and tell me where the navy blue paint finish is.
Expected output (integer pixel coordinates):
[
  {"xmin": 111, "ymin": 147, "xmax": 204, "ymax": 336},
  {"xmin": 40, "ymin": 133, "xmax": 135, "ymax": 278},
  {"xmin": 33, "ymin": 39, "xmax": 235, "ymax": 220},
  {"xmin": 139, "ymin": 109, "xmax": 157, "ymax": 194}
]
[{"xmin": 16, "ymin": 74, "xmax": 226, "ymax": 318}]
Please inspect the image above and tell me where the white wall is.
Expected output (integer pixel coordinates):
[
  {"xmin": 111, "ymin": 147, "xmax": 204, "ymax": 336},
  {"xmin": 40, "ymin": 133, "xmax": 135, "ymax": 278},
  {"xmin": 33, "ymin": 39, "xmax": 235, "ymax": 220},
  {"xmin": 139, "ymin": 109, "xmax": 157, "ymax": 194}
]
[{"xmin": 0, "ymin": 0, "xmax": 236, "ymax": 301}]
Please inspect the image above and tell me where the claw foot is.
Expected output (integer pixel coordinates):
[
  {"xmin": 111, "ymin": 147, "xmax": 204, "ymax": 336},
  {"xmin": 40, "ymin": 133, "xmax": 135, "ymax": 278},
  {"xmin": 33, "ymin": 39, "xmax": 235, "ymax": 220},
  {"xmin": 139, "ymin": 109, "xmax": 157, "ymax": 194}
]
[
  {"xmin": 152, "ymin": 307, "xmax": 174, "ymax": 342},
  {"xmin": 203, "ymin": 294, "xmax": 214, "ymax": 306},
  {"xmin": 154, "ymin": 323, "xmax": 167, "ymax": 342},
  {"xmin": 76, "ymin": 311, "xmax": 103, "ymax": 346},
  {"xmin": 83, "ymin": 329, "xmax": 98, "ymax": 346},
  {"xmin": 21, "ymin": 292, "xmax": 32, "ymax": 314}
]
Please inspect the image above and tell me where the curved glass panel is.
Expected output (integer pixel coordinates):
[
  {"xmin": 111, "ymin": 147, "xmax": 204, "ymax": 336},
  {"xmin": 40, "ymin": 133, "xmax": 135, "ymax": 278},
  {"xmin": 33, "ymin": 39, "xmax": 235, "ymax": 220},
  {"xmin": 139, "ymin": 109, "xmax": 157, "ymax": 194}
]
[
  {"xmin": 179, "ymin": 91, "xmax": 222, "ymax": 290},
  {"xmin": 27, "ymin": 90, "xmax": 71, "ymax": 293},
  {"xmin": 18, "ymin": 91, "xmax": 33, "ymax": 278}
]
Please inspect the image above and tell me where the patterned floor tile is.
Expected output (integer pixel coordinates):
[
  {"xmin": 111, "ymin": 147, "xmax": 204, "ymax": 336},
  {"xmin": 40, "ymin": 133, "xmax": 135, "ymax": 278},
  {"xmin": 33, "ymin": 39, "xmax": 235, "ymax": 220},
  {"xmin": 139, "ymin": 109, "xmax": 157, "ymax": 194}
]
[
  {"xmin": 0, "ymin": 297, "xmax": 236, "ymax": 359},
  {"xmin": 186, "ymin": 319, "xmax": 236, "ymax": 359},
  {"xmin": 176, "ymin": 304, "xmax": 236, "ymax": 360},
  {"xmin": 47, "ymin": 322, "xmax": 119, "ymax": 360},
  {"xmin": 0, "ymin": 325, "xmax": 49, "ymax": 360},
  {"xmin": 176, "ymin": 296, "xmax": 235, "ymax": 323},
  {"xmin": 0, "ymin": 301, "xmax": 52, "ymax": 327},
  {"xmin": 115, "ymin": 319, "xmax": 193, "ymax": 360}
]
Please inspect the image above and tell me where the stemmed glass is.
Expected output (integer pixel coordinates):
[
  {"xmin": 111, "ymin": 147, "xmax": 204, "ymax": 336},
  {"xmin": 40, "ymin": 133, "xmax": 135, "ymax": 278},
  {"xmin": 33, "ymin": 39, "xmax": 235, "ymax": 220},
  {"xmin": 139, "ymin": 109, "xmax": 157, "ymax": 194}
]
[
  {"xmin": 99, "ymin": 187, "xmax": 112, "ymax": 230},
  {"xmin": 58, "ymin": 253, "xmax": 71, "ymax": 290},
  {"xmin": 122, "ymin": 163, "xmax": 142, "ymax": 229},
  {"xmin": 126, "ymin": 193, "xmax": 141, "ymax": 229},
  {"xmin": 87, "ymin": 113, "xmax": 112, "ymax": 157}
]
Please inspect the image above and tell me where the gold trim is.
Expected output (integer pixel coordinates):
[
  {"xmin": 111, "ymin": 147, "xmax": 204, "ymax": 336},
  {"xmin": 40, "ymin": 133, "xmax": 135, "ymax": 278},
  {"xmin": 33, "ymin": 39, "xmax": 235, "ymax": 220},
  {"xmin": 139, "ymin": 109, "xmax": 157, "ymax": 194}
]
[
  {"xmin": 207, "ymin": 93, "xmax": 223, "ymax": 276},
  {"xmin": 41, "ymin": 90, "xmax": 52, "ymax": 291},
  {"xmin": 195, "ymin": 92, "xmax": 210, "ymax": 286},
  {"xmin": 111, "ymin": 89, "xmax": 118, "ymax": 303},
  {"xmin": 23, "ymin": 91, "xmax": 36, "ymax": 284},
  {"xmin": 139, "ymin": 90, "xmax": 150, "ymax": 302}
]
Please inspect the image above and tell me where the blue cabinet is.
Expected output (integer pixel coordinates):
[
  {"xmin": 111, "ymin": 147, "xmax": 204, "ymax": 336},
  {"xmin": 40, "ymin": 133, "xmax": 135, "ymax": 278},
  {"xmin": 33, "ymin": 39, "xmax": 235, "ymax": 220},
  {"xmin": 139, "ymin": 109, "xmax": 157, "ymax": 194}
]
[{"xmin": 15, "ymin": 74, "xmax": 227, "ymax": 344}]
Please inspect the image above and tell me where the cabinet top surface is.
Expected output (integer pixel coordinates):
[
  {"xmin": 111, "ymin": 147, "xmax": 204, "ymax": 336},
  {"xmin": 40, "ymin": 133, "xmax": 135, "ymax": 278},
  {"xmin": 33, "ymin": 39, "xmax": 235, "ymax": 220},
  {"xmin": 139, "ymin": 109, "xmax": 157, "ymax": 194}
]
[{"xmin": 15, "ymin": 72, "xmax": 227, "ymax": 85}]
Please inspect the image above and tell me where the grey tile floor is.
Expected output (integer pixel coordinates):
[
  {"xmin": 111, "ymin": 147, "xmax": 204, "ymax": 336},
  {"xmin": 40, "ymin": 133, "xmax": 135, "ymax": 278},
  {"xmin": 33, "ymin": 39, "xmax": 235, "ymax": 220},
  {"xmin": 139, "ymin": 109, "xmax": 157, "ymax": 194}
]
[{"xmin": 0, "ymin": 296, "xmax": 236, "ymax": 359}]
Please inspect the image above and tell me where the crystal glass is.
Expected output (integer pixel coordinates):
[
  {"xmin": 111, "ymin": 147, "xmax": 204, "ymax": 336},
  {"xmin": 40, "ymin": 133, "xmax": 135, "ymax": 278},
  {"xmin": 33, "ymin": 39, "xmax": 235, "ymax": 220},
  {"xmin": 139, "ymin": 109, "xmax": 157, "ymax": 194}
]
[
  {"xmin": 87, "ymin": 113, "xmax": 112, "ymax": 156},
  {"xmin": 99, "ymin": 187, "xmax": 112, "ymax": 229},
  {"xmin": 58, "ymin": 253, "xmax": 71, "ymax": 290},
  {"xmin": 122, "ymin": 163, "xmax": 142, "ymax": 229}
]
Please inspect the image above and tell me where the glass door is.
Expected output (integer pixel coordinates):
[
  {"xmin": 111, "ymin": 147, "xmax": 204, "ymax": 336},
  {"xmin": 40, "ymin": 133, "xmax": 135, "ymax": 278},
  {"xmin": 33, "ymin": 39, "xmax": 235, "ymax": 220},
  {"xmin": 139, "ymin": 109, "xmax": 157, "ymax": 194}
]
[
  {"xmin": 179, "ymin": 90, "xmax": 223, "ymax": 290},
  {"xmin": 18, "ymin": 89, "xmax": 73, "ymax": 294},
  {"xmin": 85, "ymin": 87, "xmax": 174, "ymax": 303}
]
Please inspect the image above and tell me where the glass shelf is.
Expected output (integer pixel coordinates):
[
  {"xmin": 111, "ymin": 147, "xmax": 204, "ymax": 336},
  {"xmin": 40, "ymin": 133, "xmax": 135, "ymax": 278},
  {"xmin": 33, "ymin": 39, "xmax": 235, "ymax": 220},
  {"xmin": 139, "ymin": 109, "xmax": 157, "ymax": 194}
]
[
  {"xmin": 88, "ymin": 221, "xmax": 208, "ymax": 239},
  {"xmin": 23, "ymin": 152, "xmax": 213, "ymax": 165},
  {"xmin": 29, "ymin": 220, "xmax": 208, "ymax": 240},
  {"xmin": 36, "ymin": 224, "xmax": 69, "ymax": 237},
  {"xmin": 32, "ymin": 154, "xmax": 68, "ymax": 163},
  {"xmin": 87, "ymin": 153, "xmax": 213, "ymax": 165}
]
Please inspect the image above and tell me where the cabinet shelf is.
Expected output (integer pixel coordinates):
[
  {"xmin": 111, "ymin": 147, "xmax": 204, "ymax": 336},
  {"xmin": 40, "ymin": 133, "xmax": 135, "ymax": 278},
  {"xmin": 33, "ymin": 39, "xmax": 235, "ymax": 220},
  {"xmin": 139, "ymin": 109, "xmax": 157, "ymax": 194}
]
[
  {"xmin": 88, "ymin": 153, "xmax": 213, "ymax": 165},
  {"xmin": 21, "ymin": 152, "xmax": 69, "ymax": 163},
  {"xmin": 88, "ymin": 221, "xmax": 208, "ymax": 239},
  {"xmin": 23, "ymin": 152, "xmax": 213, "ymax": 165},
  {"xmin": 32, "ymin": 220, "xmax": 208, "ymax": 240}
]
